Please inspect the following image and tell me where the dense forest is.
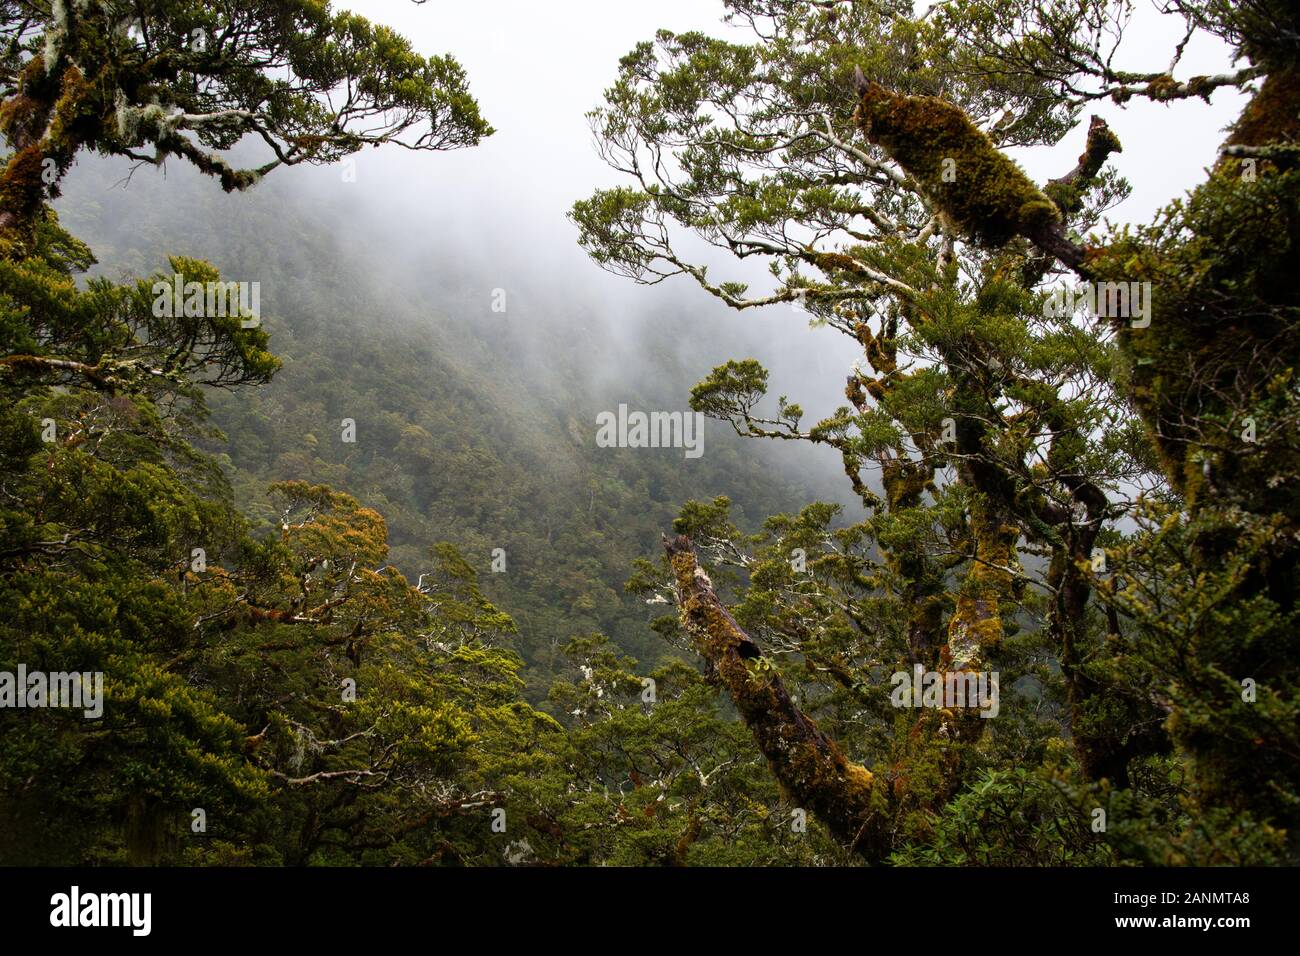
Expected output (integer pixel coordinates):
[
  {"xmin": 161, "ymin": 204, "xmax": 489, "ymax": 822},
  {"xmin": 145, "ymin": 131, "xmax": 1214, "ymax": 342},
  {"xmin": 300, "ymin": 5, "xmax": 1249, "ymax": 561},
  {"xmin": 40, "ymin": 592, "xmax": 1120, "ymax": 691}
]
[{"xmin": 2, "ymin": 0, "xmax": 1298, "ymax": 873}]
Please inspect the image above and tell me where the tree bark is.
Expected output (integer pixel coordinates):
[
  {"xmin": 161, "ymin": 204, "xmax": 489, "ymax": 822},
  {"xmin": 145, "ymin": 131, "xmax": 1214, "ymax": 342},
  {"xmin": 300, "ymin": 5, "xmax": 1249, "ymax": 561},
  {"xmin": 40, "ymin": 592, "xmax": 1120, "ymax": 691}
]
[{"xmin": 663, "ymin": 533, "xmax": 889, "ymax": 858}]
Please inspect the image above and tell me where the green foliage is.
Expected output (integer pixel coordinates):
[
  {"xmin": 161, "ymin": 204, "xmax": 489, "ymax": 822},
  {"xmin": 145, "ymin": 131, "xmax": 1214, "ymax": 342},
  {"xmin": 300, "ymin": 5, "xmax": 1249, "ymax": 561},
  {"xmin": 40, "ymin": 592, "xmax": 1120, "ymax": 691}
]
[
  {"xmin": 572, "ymin": 0, "xmax": 1298, "ymax": 865},
  {"xmin": 5, "ymin": 0, "xmax": 1296, "ymax": 868},
  {"xmin": 0, "ymin": 0, "xmax": 492, "ymax": 248},
  {"xmin": 889, "ymin": 768, "xmax": 1111, "ymax": 866},
  {"xmin": 0, "ymin": 219, "xmax": 567, "ymax": 862}
]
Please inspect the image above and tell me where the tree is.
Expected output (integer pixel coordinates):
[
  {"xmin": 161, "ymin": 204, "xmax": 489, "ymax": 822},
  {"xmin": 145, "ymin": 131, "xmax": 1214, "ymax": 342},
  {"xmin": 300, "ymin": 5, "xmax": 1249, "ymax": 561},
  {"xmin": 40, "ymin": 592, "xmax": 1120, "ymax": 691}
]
[
  {"xmin": 574, "ymin": 0, "xmax": 1294, "ymax": 861},
  {"xmin": 0, "ymin": 0, "xmax": 492, "ymax": 249},
  {"xmin": 893, "ymin": 0, "xmax": 1300, "ymax": 843},
  {"xmin": 0, "ymin": 1, "xmax": 532, "ymax": 865},
  {"xmin": 0, "ymin": 218, "xmax": 564, "ymax": 863},
  {"xmin": 184, "ymin": 483, "xmax": 561, "ymax": 865},
  {"xmin": 0, "ymin": 217, "xmax": 276, "ymax": 862}
]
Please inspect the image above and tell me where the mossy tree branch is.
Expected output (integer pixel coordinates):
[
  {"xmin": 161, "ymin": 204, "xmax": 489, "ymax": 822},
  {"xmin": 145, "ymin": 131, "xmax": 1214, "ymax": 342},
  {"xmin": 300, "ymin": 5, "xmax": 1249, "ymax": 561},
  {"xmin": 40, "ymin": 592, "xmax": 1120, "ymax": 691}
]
[
  {"xmin": 851, "ymin": 68, "xmax": 1105, "ymax": 275},
  {"xmin": 664, "ymin": 532, "xmax": 890, "ymax": 859}
]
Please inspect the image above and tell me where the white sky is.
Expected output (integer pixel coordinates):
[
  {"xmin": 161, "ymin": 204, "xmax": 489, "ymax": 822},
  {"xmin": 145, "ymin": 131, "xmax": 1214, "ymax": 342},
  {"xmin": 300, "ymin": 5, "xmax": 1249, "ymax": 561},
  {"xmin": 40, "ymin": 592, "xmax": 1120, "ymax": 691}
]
[{"xmin": 342, "ymin": 0, "xmax": 1247, "ymax": 245}]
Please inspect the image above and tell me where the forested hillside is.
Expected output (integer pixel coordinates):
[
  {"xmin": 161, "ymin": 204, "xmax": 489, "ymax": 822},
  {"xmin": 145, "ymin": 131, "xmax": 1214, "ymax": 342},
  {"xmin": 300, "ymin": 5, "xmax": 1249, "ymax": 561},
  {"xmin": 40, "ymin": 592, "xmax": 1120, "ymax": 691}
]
[{"xmin": 54, "ymin": 154, "xmax": 847, "ymax": 692}]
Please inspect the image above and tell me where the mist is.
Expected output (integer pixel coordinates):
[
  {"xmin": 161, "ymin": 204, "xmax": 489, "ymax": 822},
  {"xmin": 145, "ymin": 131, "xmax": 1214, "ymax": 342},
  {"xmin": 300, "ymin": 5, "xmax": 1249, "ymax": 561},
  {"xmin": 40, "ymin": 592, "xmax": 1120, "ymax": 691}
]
[{"xmin": 54, "ymin": 0, "xmax": 1246, "ymax": 523}]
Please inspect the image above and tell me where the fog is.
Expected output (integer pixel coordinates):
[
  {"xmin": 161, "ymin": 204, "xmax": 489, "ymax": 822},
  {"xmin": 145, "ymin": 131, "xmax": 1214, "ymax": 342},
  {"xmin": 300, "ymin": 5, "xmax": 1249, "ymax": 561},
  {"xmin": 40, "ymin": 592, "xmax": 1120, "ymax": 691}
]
[
  {"xmin": 57, "ymin": 0, "xmax": 1250, "ymax": 517},
  {"xmin": 285, "ymin": 0, "xmax": 1245, "ymax": 422}
]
